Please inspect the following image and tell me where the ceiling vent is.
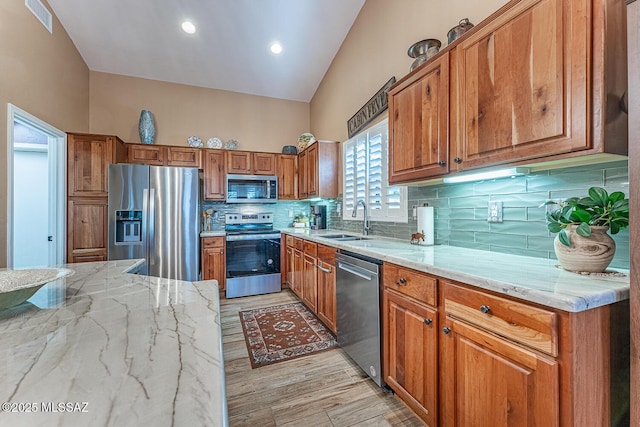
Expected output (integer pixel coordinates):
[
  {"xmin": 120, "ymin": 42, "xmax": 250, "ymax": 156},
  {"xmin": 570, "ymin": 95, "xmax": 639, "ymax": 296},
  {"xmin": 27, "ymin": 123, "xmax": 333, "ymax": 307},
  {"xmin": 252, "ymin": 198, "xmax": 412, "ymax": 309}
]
[{"xmin": 25, "ymin": 0, "xmax": 52, "ymax": 33}]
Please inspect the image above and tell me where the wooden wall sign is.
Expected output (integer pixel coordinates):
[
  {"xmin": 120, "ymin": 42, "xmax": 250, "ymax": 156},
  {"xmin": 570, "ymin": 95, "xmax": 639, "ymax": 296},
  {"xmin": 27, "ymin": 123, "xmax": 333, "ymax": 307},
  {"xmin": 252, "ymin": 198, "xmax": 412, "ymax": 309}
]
[{"xmin": 347, "ymin": 76, "xmax": 396, "ymax": 138}]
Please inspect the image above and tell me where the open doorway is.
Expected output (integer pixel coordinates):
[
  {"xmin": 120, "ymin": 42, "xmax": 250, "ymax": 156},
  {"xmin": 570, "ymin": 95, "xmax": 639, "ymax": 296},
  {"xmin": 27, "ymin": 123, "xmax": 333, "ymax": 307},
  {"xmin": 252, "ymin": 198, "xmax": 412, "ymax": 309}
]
[{"xmin": 7, "ymin": 104, "xmax": 66, "ymax": 268}]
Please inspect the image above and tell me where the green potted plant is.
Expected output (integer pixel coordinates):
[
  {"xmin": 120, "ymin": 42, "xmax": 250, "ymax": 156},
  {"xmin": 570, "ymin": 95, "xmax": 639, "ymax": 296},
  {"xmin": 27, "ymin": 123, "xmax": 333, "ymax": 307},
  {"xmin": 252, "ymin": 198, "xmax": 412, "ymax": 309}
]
[{"xmin": 541, "ymin": 187, "xmax": 629, "ymax": 272}]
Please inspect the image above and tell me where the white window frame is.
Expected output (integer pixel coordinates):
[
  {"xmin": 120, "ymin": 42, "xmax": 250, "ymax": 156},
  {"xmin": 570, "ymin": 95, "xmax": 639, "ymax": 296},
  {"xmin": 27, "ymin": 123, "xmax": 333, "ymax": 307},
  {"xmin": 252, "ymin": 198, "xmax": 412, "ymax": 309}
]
[{"xmin": 342, "ymin": 118, "xmax": 408, "ymax": 223}]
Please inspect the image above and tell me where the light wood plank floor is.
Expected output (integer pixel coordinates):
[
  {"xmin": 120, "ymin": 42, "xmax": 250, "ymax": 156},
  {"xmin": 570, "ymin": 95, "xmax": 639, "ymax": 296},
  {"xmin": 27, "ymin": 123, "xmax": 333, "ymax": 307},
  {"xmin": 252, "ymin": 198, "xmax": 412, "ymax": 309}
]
[{"xmin": 221, "ymin": 289, "xmax": 425, "ymax": 426}]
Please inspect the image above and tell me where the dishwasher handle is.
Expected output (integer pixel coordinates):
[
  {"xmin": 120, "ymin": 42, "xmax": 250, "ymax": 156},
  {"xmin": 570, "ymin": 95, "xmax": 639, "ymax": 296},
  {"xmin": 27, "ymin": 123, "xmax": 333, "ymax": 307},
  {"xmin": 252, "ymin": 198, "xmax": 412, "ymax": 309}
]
[{"xmin": 338, "ymin": 262, "xmax": 374, "ymax": 281}]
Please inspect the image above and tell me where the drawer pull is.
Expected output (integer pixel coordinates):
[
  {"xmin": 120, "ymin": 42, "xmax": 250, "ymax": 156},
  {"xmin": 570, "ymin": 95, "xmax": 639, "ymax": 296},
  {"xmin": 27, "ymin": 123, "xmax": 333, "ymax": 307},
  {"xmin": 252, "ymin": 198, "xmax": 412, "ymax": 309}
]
[
  {"xmin": 396, "ymin": 277, "xmax": 407, "ymax": 286},
  {"xmin": 442, "ymin": 326, "xmax": 451, "ymax": 335},
  {"xmin": 424, "ymin": 318, "xmax": 433, "ymax": 326},
  {"xmin": 479, "ymin": 305, "xmax": 491, "ymax": 314}
]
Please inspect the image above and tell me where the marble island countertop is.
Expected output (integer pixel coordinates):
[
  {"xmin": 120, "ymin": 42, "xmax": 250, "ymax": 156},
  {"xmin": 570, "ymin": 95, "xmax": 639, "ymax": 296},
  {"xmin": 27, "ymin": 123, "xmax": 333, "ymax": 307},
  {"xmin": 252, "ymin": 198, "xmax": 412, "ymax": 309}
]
[
  {"xmin": 0, "ymin": 260, "xmax": 227, "ymax": 427},
  {"xmin": 282, "ymin": 228, "xmax": 630, "ymax": 312}
]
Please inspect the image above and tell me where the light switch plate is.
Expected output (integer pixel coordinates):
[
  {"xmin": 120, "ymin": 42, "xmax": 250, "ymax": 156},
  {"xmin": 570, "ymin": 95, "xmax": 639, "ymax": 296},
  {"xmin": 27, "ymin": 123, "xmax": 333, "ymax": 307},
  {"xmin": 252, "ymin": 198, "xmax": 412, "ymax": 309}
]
[{"xmin": 488, "ymin": 201, "xmax": 503, "ymax": 223}]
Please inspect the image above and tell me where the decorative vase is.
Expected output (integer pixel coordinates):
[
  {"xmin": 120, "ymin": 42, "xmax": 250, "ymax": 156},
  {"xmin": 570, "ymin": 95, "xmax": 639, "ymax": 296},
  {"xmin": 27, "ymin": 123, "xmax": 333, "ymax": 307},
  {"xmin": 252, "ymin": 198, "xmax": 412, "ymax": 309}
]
[
  {"xmin": 138, "ymin": 110, "xmax": 156, "ymax": 144},
  {"xmin": 554, "ymin": 225, "xmax": 616, "ymax": 273}
]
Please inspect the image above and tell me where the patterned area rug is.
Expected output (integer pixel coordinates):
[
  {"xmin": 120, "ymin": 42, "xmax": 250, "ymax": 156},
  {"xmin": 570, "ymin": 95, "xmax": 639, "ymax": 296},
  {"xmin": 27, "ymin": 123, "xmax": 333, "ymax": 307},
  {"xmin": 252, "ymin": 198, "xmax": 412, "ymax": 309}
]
[{"xmin": 239, "ymin": 302, "xmax": 338, "ymax": 368}]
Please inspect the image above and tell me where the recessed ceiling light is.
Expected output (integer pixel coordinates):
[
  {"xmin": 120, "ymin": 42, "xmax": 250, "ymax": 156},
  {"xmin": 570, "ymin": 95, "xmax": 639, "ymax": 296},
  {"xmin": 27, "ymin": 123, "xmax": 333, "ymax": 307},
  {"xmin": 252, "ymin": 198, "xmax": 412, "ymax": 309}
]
[
  {"xmin": 181, "ymin": 21, "xmax": 196, "ymax": 34},
  {"xmin": 270, "ymin": 42, "xmax": 283, "ymax": 54}
]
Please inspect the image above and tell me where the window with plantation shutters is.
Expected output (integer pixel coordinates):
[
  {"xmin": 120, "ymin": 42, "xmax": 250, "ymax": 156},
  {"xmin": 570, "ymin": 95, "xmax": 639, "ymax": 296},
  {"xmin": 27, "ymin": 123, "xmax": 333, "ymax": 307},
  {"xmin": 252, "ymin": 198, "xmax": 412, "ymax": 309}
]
[{"xmin": 342, "ymin": 119, "xmax": 407, "ymax": 222}]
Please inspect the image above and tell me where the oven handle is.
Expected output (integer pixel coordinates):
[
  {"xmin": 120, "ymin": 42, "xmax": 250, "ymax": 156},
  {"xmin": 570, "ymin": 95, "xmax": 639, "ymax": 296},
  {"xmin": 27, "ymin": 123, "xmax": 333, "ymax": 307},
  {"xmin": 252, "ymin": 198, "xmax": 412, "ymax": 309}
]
[{"xmin": 225, "ymin": 234, "xmax": 281, "ymax": 241}]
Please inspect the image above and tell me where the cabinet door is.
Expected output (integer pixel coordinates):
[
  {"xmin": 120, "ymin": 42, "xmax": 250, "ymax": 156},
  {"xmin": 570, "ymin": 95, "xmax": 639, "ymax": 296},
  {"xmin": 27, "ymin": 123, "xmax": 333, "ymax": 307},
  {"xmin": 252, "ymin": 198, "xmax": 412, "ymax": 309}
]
[
  {"xmin": 303, "ymin": 254, "xmax": 317, "ymax": 312},
  {"xmin": 453, "ymin": 0, "xmax": 589, "ymax": 170},
  {"xmin": 202, "ymin": 247, "xmax": 226, "ymax": 290},
  {"xmin": 287, "ymin": 246, "xmax": 295, "ymax": 292},
  {"xmin": 298, "ymin": 150, "xmax": 308, "ymax": 199},
  {"xmin": 389, "ymin": 53, "xmax": 450, "ymax": 184},
  {"xmin": 277, "ymin": 154, "xmax": 297, "ymax": 199},
  {"xmin": 167, "ymin": 147, "xmax": 202, "ymax": 168},
  {"xmin": 252, "ymin": 152, "xmax": 276, "ymax": 175},
  {"xmin": 68, "ymin": 134, "xmax": 115, "ymax": 197},
  {"xmin": 226, "ymin": 151, "xmax": 251, "ymax": 174},
  {"xmin": 384, "ymin": 289, "xmax": 438, "ymax": 425},
  {"xmin": 293, "ymin": 249, "xmax": 304, "ymax": 299},
  {"xmin": 67, "ymin": 198, "xmax": 108, "ymax": 263},
  {"xmin": 440, "ymin": 317, "xmax": 559, "ymax": 427},
  {"xmin": 203, "ymin": 150, "xmax": 226, "ymax": 200},
  {"xmin": 306, "ymin": 144, "xmax": 318, "ymax": 197},
  {"xmin": 127, "ymin": 144, "xmax": 166, "ymax": 166},
  {"xmin": 316, "ymin": 260, "xmax": 336, "ymax": 333}
]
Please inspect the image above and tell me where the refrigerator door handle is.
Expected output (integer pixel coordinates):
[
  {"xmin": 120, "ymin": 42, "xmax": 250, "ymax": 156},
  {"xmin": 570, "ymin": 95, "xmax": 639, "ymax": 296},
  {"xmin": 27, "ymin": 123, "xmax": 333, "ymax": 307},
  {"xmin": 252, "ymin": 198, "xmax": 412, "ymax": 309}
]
[
  {"xmin": 148, "ymin": 188, "xmax": 156, "ymax": 267},
  {"xmin": 142, "ymin": 188, "xmax": 150, "ymax": 265}
]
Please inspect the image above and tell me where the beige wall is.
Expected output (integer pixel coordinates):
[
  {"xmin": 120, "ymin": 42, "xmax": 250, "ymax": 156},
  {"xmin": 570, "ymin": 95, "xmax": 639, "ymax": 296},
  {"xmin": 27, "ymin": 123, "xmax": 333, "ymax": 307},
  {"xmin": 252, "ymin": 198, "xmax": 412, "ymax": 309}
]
[
  {"xmin": 0, "ymin": 0, "xmax": 90, "ymax": 267},
  {"xmin": 310, "ymin": 0, "xmax": 508, "ymax": 142},
  {"xmin": 89, "ymin": 72, "xmax": 310, "ymax": 152}
]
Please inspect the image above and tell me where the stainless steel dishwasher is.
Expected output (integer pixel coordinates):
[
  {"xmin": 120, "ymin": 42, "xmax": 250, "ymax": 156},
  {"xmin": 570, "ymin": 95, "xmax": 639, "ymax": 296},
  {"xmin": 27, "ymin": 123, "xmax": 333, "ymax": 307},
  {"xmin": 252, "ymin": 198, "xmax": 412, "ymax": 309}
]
[{"xmin": 335, "ymin": 250, "xmax": 384, "ymax": 387}]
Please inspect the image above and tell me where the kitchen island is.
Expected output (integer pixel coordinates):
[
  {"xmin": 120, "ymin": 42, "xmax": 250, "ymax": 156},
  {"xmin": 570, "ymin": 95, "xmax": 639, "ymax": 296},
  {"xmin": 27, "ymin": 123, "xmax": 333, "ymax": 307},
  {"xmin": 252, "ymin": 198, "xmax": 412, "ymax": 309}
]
[{"xmin": 0, "ymin": 260, "xmax": 227, "ymax": 427}]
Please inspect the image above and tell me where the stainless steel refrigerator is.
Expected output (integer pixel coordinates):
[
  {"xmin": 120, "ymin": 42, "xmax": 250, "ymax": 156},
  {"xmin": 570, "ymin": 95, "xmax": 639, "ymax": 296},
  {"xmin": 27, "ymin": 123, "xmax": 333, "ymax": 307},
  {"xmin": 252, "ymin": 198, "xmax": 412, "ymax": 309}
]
[{"xmin": 108, "ymin": 164, "xmax": 200, "ymax": 281}]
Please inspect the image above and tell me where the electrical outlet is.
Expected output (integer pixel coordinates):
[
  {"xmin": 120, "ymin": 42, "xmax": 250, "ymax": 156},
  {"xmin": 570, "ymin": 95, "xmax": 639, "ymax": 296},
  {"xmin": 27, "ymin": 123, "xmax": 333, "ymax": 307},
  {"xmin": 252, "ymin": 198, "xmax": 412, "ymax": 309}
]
[{"xmin": 487, "ymin": 201, "xmax": 503, "ymax": 223}]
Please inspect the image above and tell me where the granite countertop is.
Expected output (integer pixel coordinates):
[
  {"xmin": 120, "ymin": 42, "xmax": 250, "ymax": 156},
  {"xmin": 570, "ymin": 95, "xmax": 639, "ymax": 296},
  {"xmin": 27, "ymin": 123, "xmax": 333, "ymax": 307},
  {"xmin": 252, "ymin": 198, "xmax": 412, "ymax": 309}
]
[
  {"xmin": 0, "ymin": 260, "xmax": 227, "ymax": 427},
  {"xmin": 281, "ymin": 228, "xmax": 630, "ymax": 312},
  {"xmin": 200, "ymin": 230, "xmax": 226, "ymax": 238}
]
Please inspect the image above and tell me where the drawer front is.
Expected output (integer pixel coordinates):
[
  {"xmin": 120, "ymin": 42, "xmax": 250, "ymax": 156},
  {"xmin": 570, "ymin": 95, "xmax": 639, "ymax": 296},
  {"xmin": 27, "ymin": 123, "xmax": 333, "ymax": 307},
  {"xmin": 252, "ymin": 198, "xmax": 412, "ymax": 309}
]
[
  {"xmin": 202, "ymin": 236, "xmax": 225, "ymax": 248},
  {"xmin": 443, "ymin": 281, "xmax": 558, "ymax": 357},
  {"xmin": 303, "ymin": 241, "xmax": 317, "ymax": 257},
  {"xmin": 294, "ymin": 238, "xmax": 304, "ymax": 250},
  {"xmin": 317, "ymin": 244, "xmax": 336, "ymax": 264},
  {"xmin": 285, "ymin": 235, "xmax": 294, "ymax": 247},
  {"xmin": 383, "ymin": 263, "xmax": 437, "ymax": 307}
]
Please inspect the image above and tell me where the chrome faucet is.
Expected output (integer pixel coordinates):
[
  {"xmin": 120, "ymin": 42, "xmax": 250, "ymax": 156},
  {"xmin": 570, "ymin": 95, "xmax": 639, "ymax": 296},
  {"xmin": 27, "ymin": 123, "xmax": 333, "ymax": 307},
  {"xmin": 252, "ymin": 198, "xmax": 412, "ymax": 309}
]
[{"xmin": 352, "ymin": 199, "xmax": 369, "ymax": 235}]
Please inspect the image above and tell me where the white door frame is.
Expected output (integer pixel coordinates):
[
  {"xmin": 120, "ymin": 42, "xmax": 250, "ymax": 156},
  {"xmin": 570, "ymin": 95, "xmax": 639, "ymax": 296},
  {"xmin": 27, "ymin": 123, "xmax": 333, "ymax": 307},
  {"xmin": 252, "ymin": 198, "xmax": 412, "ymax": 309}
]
[{"xmin": 7, "ymin": 103, "xmax": 66, "ymax": 267}]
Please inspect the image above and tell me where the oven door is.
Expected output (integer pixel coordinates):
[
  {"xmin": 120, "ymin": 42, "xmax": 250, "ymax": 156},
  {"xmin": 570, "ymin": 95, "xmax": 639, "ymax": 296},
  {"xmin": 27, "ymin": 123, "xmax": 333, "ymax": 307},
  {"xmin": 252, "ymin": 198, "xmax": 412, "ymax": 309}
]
[{"xmin": 225, "ymin": 234, "xmax": 281, "ymax": 298}]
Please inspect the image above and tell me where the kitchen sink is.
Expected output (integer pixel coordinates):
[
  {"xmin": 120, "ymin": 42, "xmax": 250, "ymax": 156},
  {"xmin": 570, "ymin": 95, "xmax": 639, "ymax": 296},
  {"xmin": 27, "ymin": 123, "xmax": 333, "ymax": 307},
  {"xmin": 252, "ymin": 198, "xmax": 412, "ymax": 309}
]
[{"xmin": 321, "ymin": 234, "xmax": 370, "ymax": 241}]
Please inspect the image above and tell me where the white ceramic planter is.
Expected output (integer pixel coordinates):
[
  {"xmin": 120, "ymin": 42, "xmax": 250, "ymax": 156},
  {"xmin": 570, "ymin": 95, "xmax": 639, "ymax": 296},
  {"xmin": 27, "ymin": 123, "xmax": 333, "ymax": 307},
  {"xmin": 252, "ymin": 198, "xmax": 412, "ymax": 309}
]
[{"xmin": 554, "ymin": 225, "xmax": 616, "ymax": 273}]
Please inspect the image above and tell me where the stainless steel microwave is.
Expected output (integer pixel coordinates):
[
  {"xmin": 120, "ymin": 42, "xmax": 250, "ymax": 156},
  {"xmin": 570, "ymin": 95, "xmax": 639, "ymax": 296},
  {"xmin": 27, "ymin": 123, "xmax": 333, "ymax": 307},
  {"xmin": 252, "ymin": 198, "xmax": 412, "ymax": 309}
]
[{"xmin": 226, "ymin": 174, "xmax": 278, "ymax": 203}]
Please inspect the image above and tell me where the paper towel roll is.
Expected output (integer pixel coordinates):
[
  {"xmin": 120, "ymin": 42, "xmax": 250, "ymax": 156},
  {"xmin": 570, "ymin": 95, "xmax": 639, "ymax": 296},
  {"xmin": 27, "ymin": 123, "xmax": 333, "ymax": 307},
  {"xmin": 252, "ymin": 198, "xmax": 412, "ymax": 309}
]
[{"xmin": 416, "ymin": 206, "xmax": 434, "ymax": 245}]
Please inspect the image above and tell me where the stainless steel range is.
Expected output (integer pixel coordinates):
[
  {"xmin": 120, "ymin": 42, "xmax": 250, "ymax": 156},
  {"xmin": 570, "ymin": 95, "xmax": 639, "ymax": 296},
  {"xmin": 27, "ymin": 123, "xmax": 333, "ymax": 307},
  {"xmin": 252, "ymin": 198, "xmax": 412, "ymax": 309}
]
[{"xmin": 225, "ymin": 213, "xmax": 281, "ymax": 298}]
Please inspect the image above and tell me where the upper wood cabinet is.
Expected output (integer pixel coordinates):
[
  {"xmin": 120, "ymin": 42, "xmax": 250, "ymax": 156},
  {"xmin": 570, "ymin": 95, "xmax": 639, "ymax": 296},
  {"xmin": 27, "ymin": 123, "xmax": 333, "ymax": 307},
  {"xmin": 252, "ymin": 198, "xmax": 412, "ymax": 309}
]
[
  {"xmin": 277, "ymin": 154, "xmax": 297, "ymax": 200},
  {"xmin": 226, "ymin": 150, "xmax": 276, "ymax": 175},
  {"xmin": 203, "ymin": 150, "xmax": 226, "ymax": 200},
  {"xmin": 127, "ymin": 144, "xmax": 165, "ymax": 166},
  {"xmin": 166, "ymin": 146, "xmax": 202, "ymax": 168},
  {"xmin": 452, "ymin": 0, "xmax": 588, "ymax": 170},
  {"xmin": 298, "ymin": 140, "xmax": 338, "ymax": 199},
  {"xmin": 67, "ymin": 133, "xmax": 126, "ymax": 197},
  {"xmin": 127, "ymin": 144, "xmax": 201, "ymax": 168},
  {"xmin": 389, "ymin": 53, "xmax": 450, "ymax": 184},
  {"xmin": 252, "ymin": 152, "xmax": 276, "ymax": 175},
  {"xmin": 388, "ymin": 0, "xmax": 627, "ymax": 184}
]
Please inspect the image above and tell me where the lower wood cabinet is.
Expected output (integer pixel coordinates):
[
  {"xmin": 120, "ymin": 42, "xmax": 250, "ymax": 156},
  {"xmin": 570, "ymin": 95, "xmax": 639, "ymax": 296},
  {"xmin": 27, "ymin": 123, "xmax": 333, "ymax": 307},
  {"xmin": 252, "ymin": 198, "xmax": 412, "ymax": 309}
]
[
  {"xmin": 384, "ymin": 288, "xmax": 438, "ymax": 425},
  {"xmin": 292, "ymin": 246, "xmax": 304, "ymax": 299},
  {"xmin": 316, "ymin": 244, "xmax": 337, "ymax": 333},
  {"xmin": 201, "ymin": 236, "xmax": 225, "ymax": 291},
  {"xmin": 382, "ymin": 262, "xmax": 627, "ymax": 427},
  {"xmin": 302, "ymin": 241, "xmax": 318, "ymax": 312},
  {"xmin": 67, "ymin": 198, "xmax": 108, "ymax": 263},
  {"xmin": 285, "ymin": 236, "xmax": 337, "ymax": 334},
  {"xmin": 439, "ymin": 315, "xmax": 559, "ymax": 427}
]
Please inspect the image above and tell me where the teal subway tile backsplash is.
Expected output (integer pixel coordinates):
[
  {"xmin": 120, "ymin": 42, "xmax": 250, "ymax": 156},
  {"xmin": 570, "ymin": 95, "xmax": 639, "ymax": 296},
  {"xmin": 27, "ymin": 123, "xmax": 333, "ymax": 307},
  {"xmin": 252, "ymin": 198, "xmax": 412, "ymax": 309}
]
[{"xmin": 329, "ymin": 159, "xmax": 629, "ymax": 269}]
